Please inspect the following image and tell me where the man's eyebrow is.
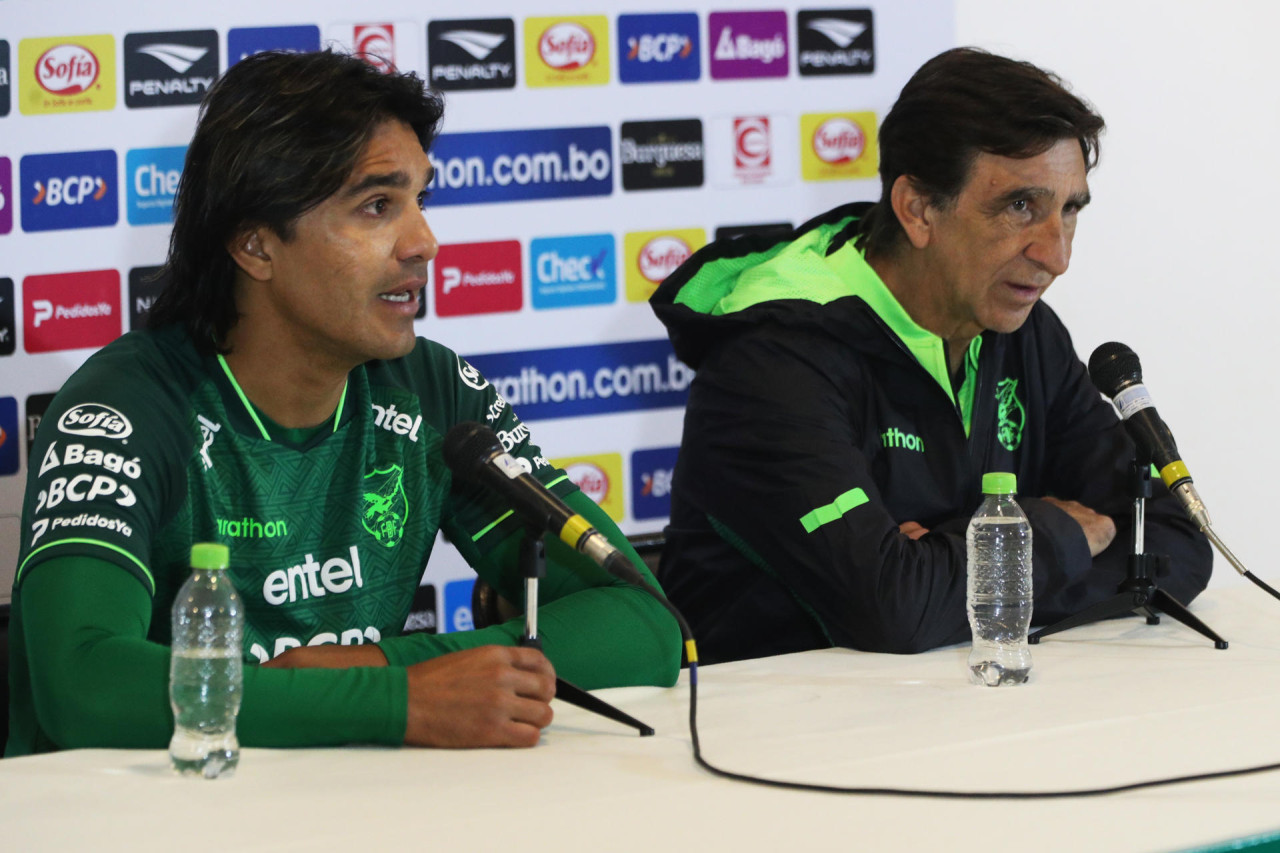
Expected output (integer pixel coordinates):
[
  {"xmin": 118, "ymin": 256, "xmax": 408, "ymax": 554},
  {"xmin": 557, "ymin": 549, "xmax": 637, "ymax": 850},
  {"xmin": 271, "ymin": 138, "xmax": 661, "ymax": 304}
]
[
  {"xmin": 986, "ymin": 186, "xmax": 1091, "ymax": 212},
  {"xmin": 340, "ymin": 170, "xmax": 412, "ymax": 198}
]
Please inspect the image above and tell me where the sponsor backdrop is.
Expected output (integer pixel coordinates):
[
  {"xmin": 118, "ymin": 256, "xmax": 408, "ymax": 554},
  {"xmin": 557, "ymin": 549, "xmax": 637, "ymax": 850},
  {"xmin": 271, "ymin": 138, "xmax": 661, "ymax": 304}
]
[{"xmin": 0, "ymin": 0, "xmax": 954, "ymax": 620}]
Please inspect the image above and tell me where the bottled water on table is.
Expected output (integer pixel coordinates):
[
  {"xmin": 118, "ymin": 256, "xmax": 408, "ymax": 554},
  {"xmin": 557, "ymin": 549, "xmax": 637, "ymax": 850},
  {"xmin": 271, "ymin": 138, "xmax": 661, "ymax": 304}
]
[
  {"xmin": 966, "ymin": 472, "xmax": 1033, "ymax": 687},
  {"xmin": 170, "ymin": 542, "xmax": 243, "ymax": 778}
]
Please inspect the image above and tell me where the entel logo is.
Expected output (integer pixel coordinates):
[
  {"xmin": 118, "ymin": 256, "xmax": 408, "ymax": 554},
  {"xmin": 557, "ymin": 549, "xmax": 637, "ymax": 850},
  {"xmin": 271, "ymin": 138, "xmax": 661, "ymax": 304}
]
[
  {"xmin": 57, "ymin": 403, "xmax": 133, "ymax": 439},
  {"xmin": 37, "ymin": 44, "xmax": 99, "ymax": 95},
  {"xmin": 565, "ymin": 461, "xmax": 609, "ymax": 503},
  {"xmin": 540, "ymin": 23, "xmax": 594, "ymax": 69},
  {"xmin": 638, "ymin": 236, "xmax": 691, "ymax": 283},
  {"xmin": 33, "ymin": 173, "xmax": 107, "ymax": 206},
  {"xmin": 813, "ymin": 117, "xmax": 866, "ymax": 164}
]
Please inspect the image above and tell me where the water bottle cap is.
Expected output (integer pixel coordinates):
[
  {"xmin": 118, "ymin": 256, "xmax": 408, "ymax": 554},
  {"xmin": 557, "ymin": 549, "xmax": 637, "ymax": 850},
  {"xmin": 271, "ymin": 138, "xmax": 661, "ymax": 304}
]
[
  {"xmin": 190, "ymin": 542, "xmax": 230, "ymax": 570},
  {"xmin": 981, "ymin": 472, "xmax": 1017, "ymax": 495}
]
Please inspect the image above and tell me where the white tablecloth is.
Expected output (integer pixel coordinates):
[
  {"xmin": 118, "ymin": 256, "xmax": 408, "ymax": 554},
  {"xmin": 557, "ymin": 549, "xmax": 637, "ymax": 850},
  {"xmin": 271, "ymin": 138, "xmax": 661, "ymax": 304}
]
[{"xmin": 4, "ymin": 586, "xmax": 1280, "ymax": 852}]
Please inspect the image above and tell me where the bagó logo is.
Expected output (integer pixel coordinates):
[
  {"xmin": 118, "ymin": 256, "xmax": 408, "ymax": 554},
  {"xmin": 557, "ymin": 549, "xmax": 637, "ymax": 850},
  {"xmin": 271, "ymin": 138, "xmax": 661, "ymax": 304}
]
[
  {"xmin": 362, "ymin": 464, "xmax": 408, "ymax": 548},
  {"xmin": 800, "ymin": 111, "xmax": 878, "ymax": 182},
  {"xmin": 551, "ymin": 452, "xmax": 625, "ymax": 521},
  {"xmin": 434, "ymin": 239, "xmax": 522, "ymax": 317},
  {"xmin": 624, "ymin": 227, "xmax": 705, "ymax": 302},
  {"xmin": 617, "ymin": 13, "xmax": 699, "ymax": 84},
  {"xmin": 20, "ymin": 149, "xmax": 118, "ymax": 232},
  {"xmin": 0, "ymin": 156, "xmax": 12, "ymax": 234},
  {"xmin": 428, "ymin": 18, "xmax": 516, "ymax": 91},
  {"xmin": 708, "ymin": 11, "xmax": 788, "ymax": 80},
  {"xmin": 19, "ymin": 35, "xmax": 116, "ymax": 114},
  {"xmin": 525, "ymin": 16, "xmax": 609, "ymax": 87},
  {"xmin": 57, "ymin": 403, "xmax": 133, "ymax": 440},
  {"xmin": 995, "ymin": 378, "xmax": 1026, "ymax": 452}
]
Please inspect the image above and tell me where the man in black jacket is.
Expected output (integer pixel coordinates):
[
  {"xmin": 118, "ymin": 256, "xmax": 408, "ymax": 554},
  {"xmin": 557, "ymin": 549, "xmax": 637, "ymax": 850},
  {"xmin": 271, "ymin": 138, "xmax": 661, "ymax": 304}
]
[{"xmin": 650, "ymin": 48, "xmax": 1211, "ymax": 664}]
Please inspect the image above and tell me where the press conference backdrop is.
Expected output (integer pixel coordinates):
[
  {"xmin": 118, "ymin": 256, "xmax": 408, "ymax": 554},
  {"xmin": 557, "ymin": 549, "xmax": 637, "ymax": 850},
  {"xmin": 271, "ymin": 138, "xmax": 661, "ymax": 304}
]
[{"xmin": 0, "ymin": 0, "xmax": 954, "ymax": 627}]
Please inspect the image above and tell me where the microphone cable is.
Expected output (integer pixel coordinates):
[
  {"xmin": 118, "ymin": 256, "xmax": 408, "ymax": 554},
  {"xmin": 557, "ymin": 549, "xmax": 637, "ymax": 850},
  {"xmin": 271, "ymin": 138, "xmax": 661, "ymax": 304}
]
[{"xmin": 616, "ymin": 570, "xmax": 1280, "ymax": 799}]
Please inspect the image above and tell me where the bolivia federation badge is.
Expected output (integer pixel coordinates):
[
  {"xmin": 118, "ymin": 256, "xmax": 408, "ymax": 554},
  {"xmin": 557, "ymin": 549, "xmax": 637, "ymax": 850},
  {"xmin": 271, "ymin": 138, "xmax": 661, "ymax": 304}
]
[{"xmin": 362, "ymin": 464, "xmax": 408, "ymax": 548}]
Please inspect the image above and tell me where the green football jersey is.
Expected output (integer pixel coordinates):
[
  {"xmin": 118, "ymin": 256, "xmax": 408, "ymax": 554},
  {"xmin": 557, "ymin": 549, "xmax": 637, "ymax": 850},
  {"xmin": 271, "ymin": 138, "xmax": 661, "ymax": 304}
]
[{"xmin": 16, "ymin": 324, "xmax": 576, "ymax": 662}]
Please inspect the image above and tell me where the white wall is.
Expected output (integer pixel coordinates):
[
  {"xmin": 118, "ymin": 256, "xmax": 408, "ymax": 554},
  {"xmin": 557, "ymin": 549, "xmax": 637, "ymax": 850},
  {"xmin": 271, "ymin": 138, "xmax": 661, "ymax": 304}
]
[{"xmin": 958, "ymin": 1, "xmax": 1277, "ymax": 589}]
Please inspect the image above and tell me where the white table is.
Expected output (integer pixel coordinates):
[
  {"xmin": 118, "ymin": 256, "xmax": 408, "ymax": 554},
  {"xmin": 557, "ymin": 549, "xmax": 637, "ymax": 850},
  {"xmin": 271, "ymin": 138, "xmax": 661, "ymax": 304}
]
[{"xmin": 4, "ymin": 586, "xmax": 1280, "ymax": 853}]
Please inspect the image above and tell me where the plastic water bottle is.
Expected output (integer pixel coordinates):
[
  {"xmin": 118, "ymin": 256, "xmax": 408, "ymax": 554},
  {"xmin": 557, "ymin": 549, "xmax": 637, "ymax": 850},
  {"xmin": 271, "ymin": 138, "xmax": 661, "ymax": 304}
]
[
  {"xmin": 170, "ymin": 542, "xmax": 243, "ymax": 778},
  {"xmin": 966, "ymin": 472, "xmax": 1033, "ymax": 686}
]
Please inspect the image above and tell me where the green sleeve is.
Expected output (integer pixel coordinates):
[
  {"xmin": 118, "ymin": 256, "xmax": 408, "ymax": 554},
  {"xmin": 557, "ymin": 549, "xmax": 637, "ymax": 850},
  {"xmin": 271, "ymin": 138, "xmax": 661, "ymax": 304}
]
[
  {"xmin": 17, "ymin": 556, "xmax": 407, "ymax": 750},
  {"xmin": 377, "ymin": 491, "xmax": 682, "ymax": 688}
]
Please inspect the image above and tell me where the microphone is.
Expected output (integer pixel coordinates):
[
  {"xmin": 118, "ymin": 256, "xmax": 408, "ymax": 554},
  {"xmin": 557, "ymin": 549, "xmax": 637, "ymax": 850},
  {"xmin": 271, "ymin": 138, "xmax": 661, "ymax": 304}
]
[
  {"xmin": 1088, "ymin": 342, "xmax": 1211, "ymax": 531},
  {"xmin": 441, "ymin": 421, "xmax": 646, "ymax": 586}
]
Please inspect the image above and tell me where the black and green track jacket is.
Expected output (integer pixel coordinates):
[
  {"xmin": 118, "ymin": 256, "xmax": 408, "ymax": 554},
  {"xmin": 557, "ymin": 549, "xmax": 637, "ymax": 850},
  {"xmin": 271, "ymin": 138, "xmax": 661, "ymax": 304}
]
[{"xmin": 650, "ymin": 202, "xmax": 1212, "ymax": 664}]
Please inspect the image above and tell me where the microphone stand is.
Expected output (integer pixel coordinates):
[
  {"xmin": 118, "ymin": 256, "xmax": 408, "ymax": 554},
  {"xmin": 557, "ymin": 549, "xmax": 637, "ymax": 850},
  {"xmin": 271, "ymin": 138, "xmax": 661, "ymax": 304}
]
[
  {"xmin": 517, "ymin": 527, "xmax": 655, "ymax": 736},
  {"xmin": 1029, "ymin": 452, "xmax": 1228, "ymax": 649}
]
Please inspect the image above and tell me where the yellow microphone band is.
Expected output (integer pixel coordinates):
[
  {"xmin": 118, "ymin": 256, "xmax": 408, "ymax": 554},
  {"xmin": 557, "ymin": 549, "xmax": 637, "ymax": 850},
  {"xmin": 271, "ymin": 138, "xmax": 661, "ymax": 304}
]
[
  {"xmin": 1160, "ymin": 460, "xmax": 1191, "ymax": 489},
  {"xmin": 684, "ymin": 639, "xmax": 699, "ymax": 664},
  {"xmin": 560, "ymin": 513, "xmax": 594, "ymax": 549}
]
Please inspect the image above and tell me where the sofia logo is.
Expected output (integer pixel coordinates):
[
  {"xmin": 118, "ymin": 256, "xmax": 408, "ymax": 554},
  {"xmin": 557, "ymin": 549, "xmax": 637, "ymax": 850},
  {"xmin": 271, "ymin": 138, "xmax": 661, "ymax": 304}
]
[
  {"xmin": 812, "ymin": 117, "xmax": 865, "ymax": 164},
  {"xmin": 638, "ymin": 236, "xmax": 691, "ymax": 283},
  {"xmin": 539, "ymin": 23, "xmax": 594, "ymax": 69},
  {"xmin": 57, "ymin": 403, "xmax": 133, "ymax": 440},
  {"xmin": 734, "ymin": 117, "xmax": 770, "ymax": 170},
  {"xmin": 37, "ymin": 44, "xmax": 100, "ymax": 95},
  {"xmin": 354, "ymin": 24, "xmax": 395, "ymax": 73},
  {"xmin": 565, "ymin": 462, "xmax": 609, "ymax": 503}
]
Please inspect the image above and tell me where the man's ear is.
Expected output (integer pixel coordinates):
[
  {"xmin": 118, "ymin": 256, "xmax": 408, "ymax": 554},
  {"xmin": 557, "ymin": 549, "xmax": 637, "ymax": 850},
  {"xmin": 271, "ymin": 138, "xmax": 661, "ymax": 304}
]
[
  {"xmin": 227, "ymin": 228, "xmax": 273, "ymax": 282},
  {"xmin": 889, "ymin": 175, "xmax": 935, "ymax": 250}
]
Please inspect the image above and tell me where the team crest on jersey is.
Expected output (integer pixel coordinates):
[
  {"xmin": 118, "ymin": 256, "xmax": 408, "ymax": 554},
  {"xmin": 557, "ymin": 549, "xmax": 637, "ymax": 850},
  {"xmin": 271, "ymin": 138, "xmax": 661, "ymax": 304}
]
[
  {"xmin": 361, "ymin": 464, "xmax": 408, "ymax": 548},
  {"xmin": 995, "ymin": 378, "xmax": 1026, "ymax": 452}
]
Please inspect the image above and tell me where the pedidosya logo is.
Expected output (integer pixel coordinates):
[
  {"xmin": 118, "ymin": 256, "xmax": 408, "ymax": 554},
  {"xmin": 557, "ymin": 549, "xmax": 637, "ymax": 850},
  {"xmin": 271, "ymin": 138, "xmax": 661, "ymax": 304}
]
[
  {"xmin": 801, "ymin": 111, "xmax": 878, "ymax": 181},
  {"xmin": 617, "ymin": 13, "xmax": 699, "ymax": 84},
  {"xmin": 19, "ymin": 35, "xmax": 116, "ymax": 114},
  {"xmin": 20, "ymin": 149, "xmax": 118, "ymax": 232},
  {"xmin": 57, "ymin": 403, "xmax": 133, "ymax": 440},
  {"xmin": 124, "ymin": 30, "xmax": 219, "ymax": 108},
  {"xmin": 427, "ymin": 126, "xmax": 612, "ymax": 206},
  {"xmin": 428, "ymin": 18, "xmax": 515, "ymax": 91},
  {"xmin": 23, "ymin": 269, "xmax": 121, "ymax": 354},
  {"xmin": 0, "ymin": 156, "xmax": 12, "ymax": 235},
  {"xmin": 530, "ymin": 233, "xmax": 616, "ymax": 310},
  {"xmin": 434, "ymin": 239, "xmax": 523, "ymax": 317}
]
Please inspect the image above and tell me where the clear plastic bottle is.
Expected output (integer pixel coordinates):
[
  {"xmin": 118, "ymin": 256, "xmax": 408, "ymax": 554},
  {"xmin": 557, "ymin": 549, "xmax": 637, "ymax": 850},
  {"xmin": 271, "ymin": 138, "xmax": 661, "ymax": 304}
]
[
  {"xmin": 170, "ymin": 542, "xmax": 243, "ymax": 778},
  {"xmin": 966, "ymin": 472, "xmax": 1033, "ymax": 686}
]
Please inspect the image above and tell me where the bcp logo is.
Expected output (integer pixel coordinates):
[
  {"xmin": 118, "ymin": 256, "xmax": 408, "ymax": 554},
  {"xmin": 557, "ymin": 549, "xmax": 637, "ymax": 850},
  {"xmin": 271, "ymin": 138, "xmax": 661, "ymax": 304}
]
[
  {"xmin": 624, "ymin": 227, "xmax": 705, "ymax": 302},
  {"xmin": 631, "ymin": 446, "xmax": 679, "ymax": 520},
  {"xmin": 709, "ymin": 11, "xmax": 788, "ymax": 80},
  {"xmin": 20, "ymin": 149, "xmax": 118, "ymax": 232},
  {"xmin": 23, "ymin": 269, "xmax": 121, "ymax": 354},
  {"xmin": 434, "ymin": 240, "xmax": 522, "ymax": 317},
  {"xmin": 617, "ymin": 13, "xmax": 699, "ymax": 84},
  {"xmin": 800, "ymin": 111, "xmax": 878, "ymax": 181},
  {"xmin": 0, "ymin": 156, "xmax": 12, "ymax": 234},
  {"xmin": 227, "ymin": 25, "xmax": 320, "ymax": 65},
  {"xmin": 551, "ymin": 452, "xmax": 625, "ymax": 521},
  {"xmin": 0, "ymin": 396, "xmax": 19, "ymax": 476},
  {"xmin": 19, "ymin": 35, "xmax": 116, "ymax": 114},
  {"xmin": 530, "ymin": 233, "xmax": 615, "ymax": 310},
  {"xmin": 126, "ymin": 146, "xmax": 185, "ymax": 226},
  {"xmin": 525, "ymin": 16, "xmax": 609, "ymax": 87}
]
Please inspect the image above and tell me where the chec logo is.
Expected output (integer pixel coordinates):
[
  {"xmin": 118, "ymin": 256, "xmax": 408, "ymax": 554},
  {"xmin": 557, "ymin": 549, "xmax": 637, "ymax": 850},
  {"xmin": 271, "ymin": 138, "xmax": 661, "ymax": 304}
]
[
  {"xmin": 800, "ymin": 111, "xmax": 878, "ymax": 182},
  {"xmin": 525, "ymin": 16, "xmax": 608, "ymax": 87},
  {"xmin": 812, "ymin": 117, "xmax": 865, "ymax": 164},
  {"xmin": 57, "ymin": 403, "xmax": 133, "ymax": 440},
  {"xmin": 624, "ymin": 228, "xmax": 705, "ymax": 302},
  {"xmin": 36, "ymin": 44, "xmax": 98, "ymax": 94}
]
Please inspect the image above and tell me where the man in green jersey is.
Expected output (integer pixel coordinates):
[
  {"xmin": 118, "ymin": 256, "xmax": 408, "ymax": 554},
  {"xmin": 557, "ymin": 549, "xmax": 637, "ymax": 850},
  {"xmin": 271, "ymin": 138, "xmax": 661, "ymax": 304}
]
[{"xmin": 8, "ymin": 50, "xmax": 681, "ymax": 755}]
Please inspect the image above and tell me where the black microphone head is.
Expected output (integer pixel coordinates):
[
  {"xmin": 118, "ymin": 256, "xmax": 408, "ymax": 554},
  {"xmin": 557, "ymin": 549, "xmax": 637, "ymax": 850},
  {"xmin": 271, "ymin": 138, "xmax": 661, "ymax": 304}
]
[
  {"xmin": 1088, "ymin": 341, "xmax": 1143, "ymax": 398},
  {"xmin": 442, "ymin": 421, "xmax": 502, "ymax": 479}
]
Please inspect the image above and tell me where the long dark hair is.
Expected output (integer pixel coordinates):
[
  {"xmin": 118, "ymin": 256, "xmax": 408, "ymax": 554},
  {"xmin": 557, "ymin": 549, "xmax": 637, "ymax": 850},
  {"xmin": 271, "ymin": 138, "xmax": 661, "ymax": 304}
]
[
  {"xmin": 857, "ymin": 47, "xmax": 1105, "ymax": 259},
  {"xmin": 148, "ymin": 50, "xmax": 445, "ymax": 352}
]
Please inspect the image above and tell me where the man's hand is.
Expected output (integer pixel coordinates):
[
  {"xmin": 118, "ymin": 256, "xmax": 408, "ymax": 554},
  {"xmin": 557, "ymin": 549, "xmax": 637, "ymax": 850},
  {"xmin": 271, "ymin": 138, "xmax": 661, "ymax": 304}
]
[
  {"xmin": 404, "ymin": 646, "xmax": 556, "ymax": 748},
  {"xmin": 899, "ymin": 521, "xmax": 929, "ymax": 540},
  {"xmin": 1041, "ymin": 496, "xmax": 1117, "ymax": 557},
  {"xmin": 262, "ymin": 644, "xmax": 389, "ymax": 669}
]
